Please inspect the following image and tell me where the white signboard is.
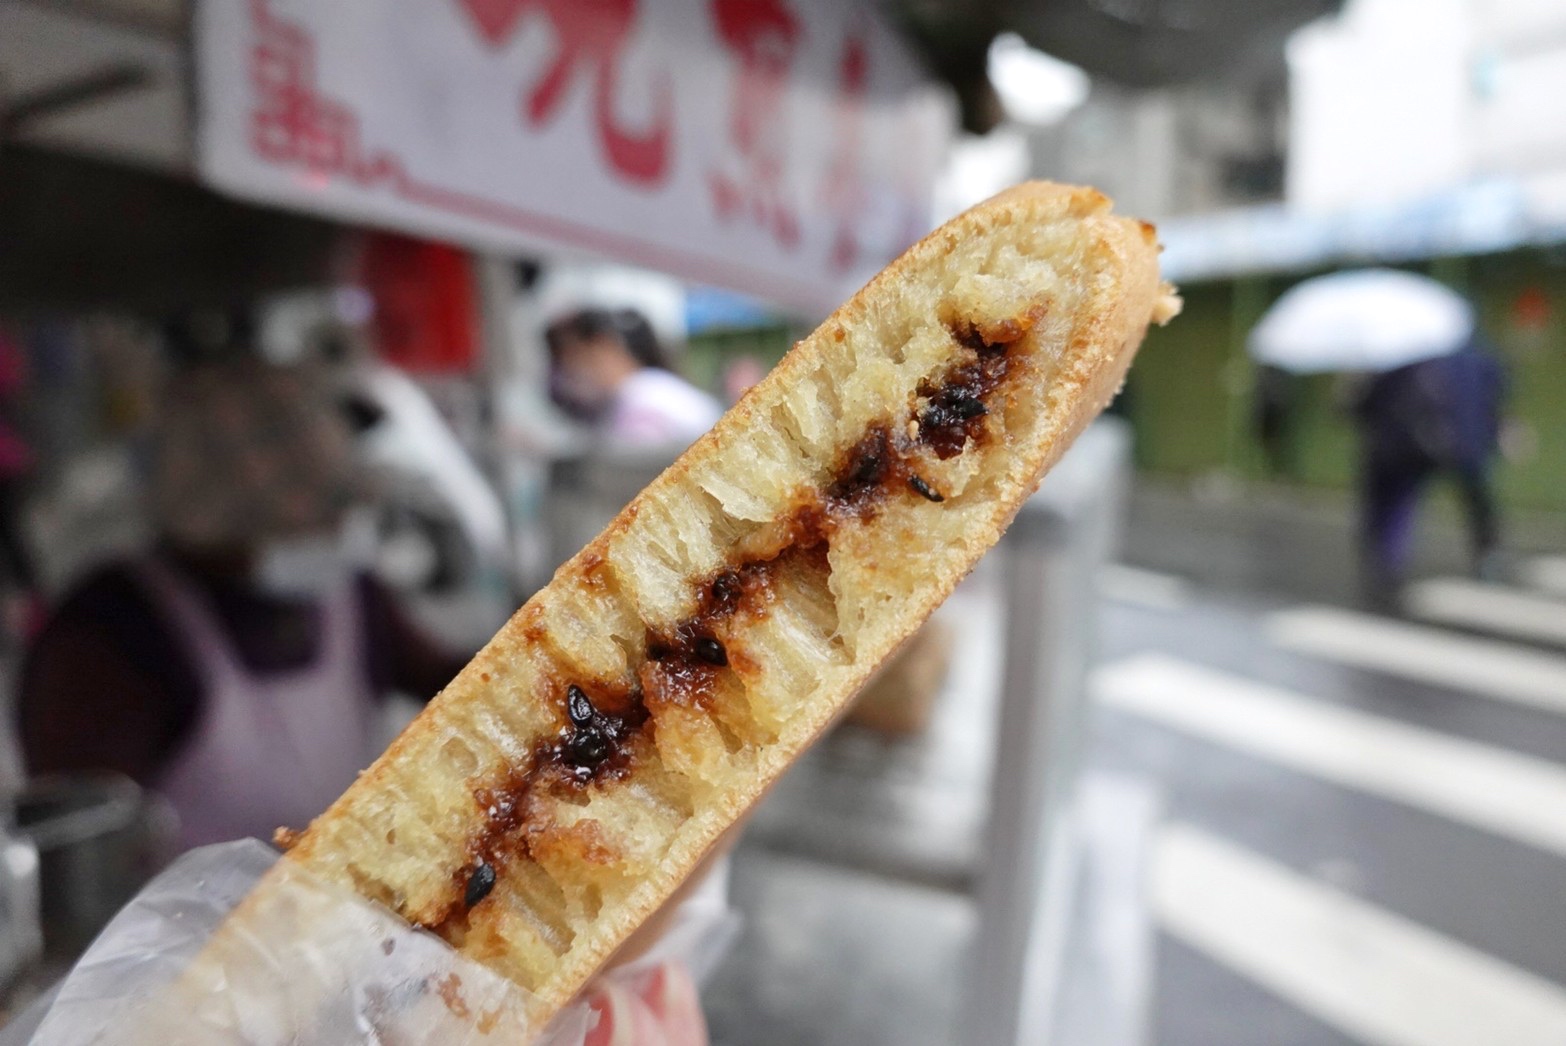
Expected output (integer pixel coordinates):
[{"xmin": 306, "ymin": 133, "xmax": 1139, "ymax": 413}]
[{"xmin": 196, "ymin": 0, "xmax": 953, "ymax": 312}]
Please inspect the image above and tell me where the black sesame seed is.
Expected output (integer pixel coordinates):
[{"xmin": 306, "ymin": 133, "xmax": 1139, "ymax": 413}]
[
  {"xmin": 950, "ymin": 395, "xmax": 987, "ymax": 419},
  {"xmin": 569, "ymin": 729, "xmax": 611, "ymax": 767},
  {"xmin": 949, "ymin": 322, "xmax": 988, "ymax": 353},
  {"xmin": 908, "ymin": 475, "xmax": 944, "ymax": 502},
  {"xmin": 711, "ymin": 572, "xmax": 741, "ymax": 605},
  {"xmin": 694, "ymin": 636, "xmax": 728, "ymax": 666},
  {"xmin": 567, "ymin": 684, "xmax": 594, "ymax": 726},
  {"xmin": 465, "ymin": 861, "xmax": 497, "ymax": 907}
]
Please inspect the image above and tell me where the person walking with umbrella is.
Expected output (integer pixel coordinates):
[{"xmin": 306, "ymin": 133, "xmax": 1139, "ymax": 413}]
[
  {"xmin": 1249, "ymin": 269, "xmax": 1507, "ymax": 606},
  {"xmin": 1353, "ymin": 332, "xmax": 1506, "ymax": 602}
]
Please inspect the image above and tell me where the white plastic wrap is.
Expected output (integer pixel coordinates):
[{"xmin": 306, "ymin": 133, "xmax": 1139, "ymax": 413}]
[{"xmin": 2, "ymin": 840, "xmax": 737, "ymax": 1045}]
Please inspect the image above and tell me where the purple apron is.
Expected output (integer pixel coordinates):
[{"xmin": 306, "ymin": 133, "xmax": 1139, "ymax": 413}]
[{"xmin": 136, "ymin": 562, "xmax": 376, "ymax": 851}]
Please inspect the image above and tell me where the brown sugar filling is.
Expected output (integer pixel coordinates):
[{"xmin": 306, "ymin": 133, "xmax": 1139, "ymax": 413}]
[
  {"xmin": 918, "ymin": 338, "xmax": 1012, "ymax": 459},
  {"xmin": 423, "ymin": 318, "xmax": 1035, "ymax": 939}
]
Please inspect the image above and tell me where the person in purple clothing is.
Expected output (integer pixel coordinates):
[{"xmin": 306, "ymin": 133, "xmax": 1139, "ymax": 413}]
[
  {"xmin": 1354, "ymin": 332, "xmax": 1507, "ymax": 604},
  {"xmin": 546, "ymin": 308, "xmax": 721, "ymax": 445}
]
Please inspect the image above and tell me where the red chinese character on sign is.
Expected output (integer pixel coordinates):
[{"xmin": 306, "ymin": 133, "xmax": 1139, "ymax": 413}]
[
  {"xmin": 820, "ymin": 30, "xmax": 869, "ymax": 272},
  {"xmin": 250, "ymin": 6, "xmax": 354, "ymax": 174},
  {"xmin": 458, "ymin": 0, "xmax": 529, "ymax": 42},
  {"xmin": 708, "ymin": 0, "xmax": 801, "ymax": 249},
  {"xmin": 454, "ymin": 0, "xmax": 673, "ymax": 186}
]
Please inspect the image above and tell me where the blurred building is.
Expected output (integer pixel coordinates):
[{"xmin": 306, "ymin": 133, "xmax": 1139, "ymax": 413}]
[
  {"xmin": 1011, "ymin": 0, "xmax": 1566, "ymax": 231},
  {"xmin": 1032, "ymin": 78, "xmax": 1288, "ymax": 219},
  {"xmin": 1292, "ymin": 0, "xmax": 1566, "ymax": 218}
]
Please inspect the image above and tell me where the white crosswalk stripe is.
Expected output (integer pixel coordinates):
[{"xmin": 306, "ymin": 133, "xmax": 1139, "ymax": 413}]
[
  {"xmin": 1265, "ymin": 605, "xmax": 1566, "ymax": 718},
  {"xmin": 1099, "ymin": 564, "xmax": 1191, "ymax": 611},
  {"xmin": 1405, "ymin": 577, "xmax": 1566, "ymax": 646},
  {"xmin": 1524, "ymin": 556, "xmax": 1566, "ymax": 598},
  {"xmin": 1154, "ymin": 824, "xmax": 1566, "ymax": 1046},
  {"xmin": 1094, "ymin": 653, "xmax": 1566, "ymax": 858}
]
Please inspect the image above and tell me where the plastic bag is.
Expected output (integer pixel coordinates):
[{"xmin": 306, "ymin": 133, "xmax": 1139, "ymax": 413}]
[{"xmin": 2, "ymin": 840, "xmax": 737, "ymax": 1045}]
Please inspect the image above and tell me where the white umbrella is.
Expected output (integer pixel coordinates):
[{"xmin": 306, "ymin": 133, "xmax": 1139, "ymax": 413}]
[{"xmin": 1247, "ymin": 268, "xmax": 1474, "ymax": 374}]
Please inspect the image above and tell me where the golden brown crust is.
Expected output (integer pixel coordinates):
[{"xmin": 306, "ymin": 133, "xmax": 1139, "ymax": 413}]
[{"xmin": 231, "ymin": 182, "xmax": 1175, "ymax": 1036}]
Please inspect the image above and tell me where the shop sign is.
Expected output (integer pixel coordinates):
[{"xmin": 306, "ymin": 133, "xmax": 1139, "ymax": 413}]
[{"xmin": 197, "ymin": 0, "xmax": 953, "ymax": 312}]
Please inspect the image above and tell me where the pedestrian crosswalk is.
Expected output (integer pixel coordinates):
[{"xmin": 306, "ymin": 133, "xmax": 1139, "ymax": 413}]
[{"xmin": 1097, "ymin": 561, "xmax": 1566, "ymax": 1046}]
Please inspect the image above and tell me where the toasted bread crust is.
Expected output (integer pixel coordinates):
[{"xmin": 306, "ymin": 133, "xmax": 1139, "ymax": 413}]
[{"xmin": 248, "ymin": 183, "xmax": 1175, "ymax": 1034}]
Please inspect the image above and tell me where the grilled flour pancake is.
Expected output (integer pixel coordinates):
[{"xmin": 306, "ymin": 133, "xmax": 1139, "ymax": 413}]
[{"xmin": 217, "ymin": 182, "xmax": 1177, "ymax": 1036}]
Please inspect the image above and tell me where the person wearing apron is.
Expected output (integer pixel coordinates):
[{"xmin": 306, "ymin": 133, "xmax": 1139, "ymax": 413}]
[
  {"xmin": 16, "ymin": 349, "xmax": 466, "ymax": 852},
  {"xmin": 134, "ymin": 560, "xmax": 376, "ymax": 851}
]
